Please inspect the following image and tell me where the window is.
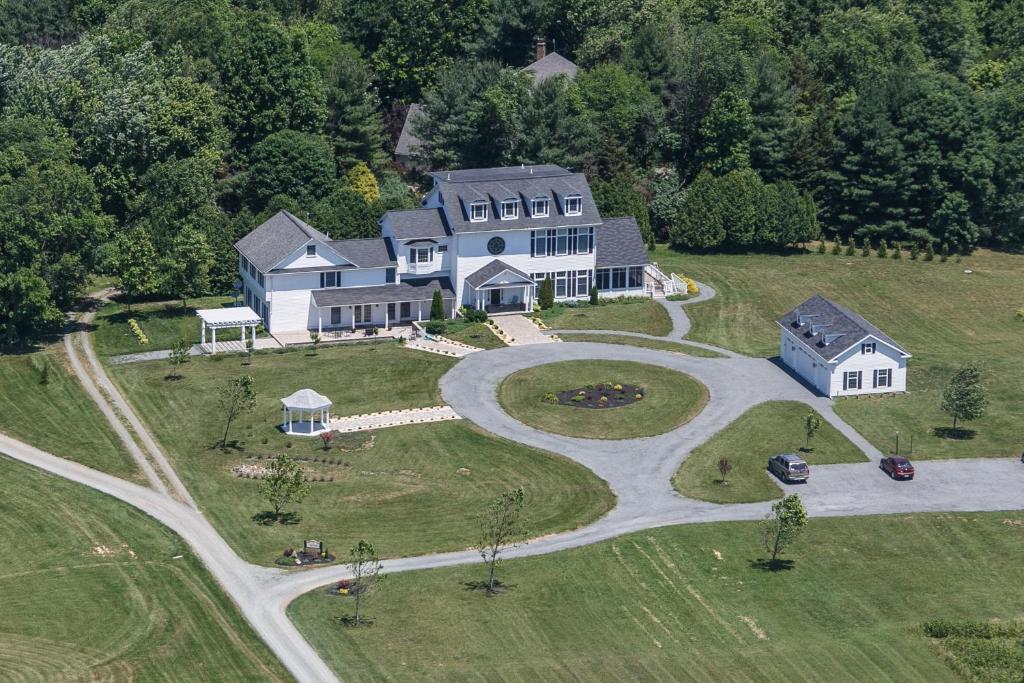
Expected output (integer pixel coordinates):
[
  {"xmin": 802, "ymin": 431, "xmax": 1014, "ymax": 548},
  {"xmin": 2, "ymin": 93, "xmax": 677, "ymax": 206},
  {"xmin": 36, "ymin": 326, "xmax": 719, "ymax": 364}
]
[
  {"xmin": 400, "ymin": 302, "xmax": 411, "ymax": 319},
  {"xmin": 354, "ymin": 304, "xmax": 371, "ymax": 323},
  {"xmin": 330, "ymin": 307, "xmax": 341, "ymax": 325},
  {"xmin": 386, "ymin": 268, "xmax": 396, "ymax": 283},
  {"xmin": 555, "ymin": 271, "xmax": 568, "ymax": 298},
  {"xmin": 611, "ymin": 267, "xmax": 627, "ymax": 289},
  {"xmin": 306, "ymin": 244, "xmax": 316, "ymax": 257},
  {"xmin": 437, "ymin": 244, "xmax": 448, "ymax": 252},
  {"xmin": 873, "ymin": 368, "xmax": 892, "ymax": 388},
  {"xmin": 843, "ymin": 371, "xmax": 863, "ymax": 391},
  {"xmin": 500, "ymin": 198, "xmax": 519, "ymax": 219},
  {"xmin": 320, "ymin": 271, "xmax": 339, "ymax": 288},
  {"xmin": 575, "ymin": 270, "xmax": 590, "ymax": 297},
  {"xmin": 257, "ymin": 272, "xmax": 265, "ymax": 287},
  {"xmin": 555, "ymin": 228, "xmax": 568, "ymax": 255},
  {"xmin": 410, "ymin": 247, "xmax": 433, "ymax": 264},
  {"xmin": 628, "ymin": 266, "xmax": 644, "ymax": 289},
  {"xmin": 532, "ymin": 196, "xmax": 549, "ymax": 217},
  {"xmin": 861, "ymin": 342, "xmax": 876, "ymax": 354},
  {"xmin": 564, "ymin": 195, "xmax": 582, "ymax": 215},
  {"xmin": 577, "ymin": 227, "xmax": 591, "ymax": 254},
  {"xmin": 249, "ymin": 263, "xmax": 256, "ymax": 279},
  {"xmin": 469, "ymin": 200, "xmax": 488, "ymax": 222},
  {"xmin": 531, "ymin": 230, "xmax": 547, "ymax": 257},
  {"xmin": 596, "ymin": 268, "xmax": 610, "ymax": 291}
]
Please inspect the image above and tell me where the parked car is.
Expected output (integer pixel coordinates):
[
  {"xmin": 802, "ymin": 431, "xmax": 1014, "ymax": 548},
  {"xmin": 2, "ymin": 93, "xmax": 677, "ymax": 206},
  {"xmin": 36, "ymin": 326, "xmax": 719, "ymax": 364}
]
[
  {"xmin": 767, "ymin": 453, "xmax": 810, "ymax": 483},
  {"xmin": 880, "ymin": 456, "xmax": 915, "ymax": 480}
]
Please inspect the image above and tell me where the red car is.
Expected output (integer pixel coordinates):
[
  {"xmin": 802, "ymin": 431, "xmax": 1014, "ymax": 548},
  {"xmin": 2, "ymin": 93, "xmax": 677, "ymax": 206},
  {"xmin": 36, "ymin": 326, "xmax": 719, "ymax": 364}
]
[{"xmin": 880, "ymin": 456, "xmax": 915, "ymax": 480}]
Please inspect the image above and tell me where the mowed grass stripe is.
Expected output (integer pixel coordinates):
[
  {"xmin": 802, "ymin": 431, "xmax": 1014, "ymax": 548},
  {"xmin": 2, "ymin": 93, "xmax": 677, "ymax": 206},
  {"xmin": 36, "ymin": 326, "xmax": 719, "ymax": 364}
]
[
  {"xmin": 289, "ymin": 513, "xmax": 1022, "ymax": 680},
  {"xmin": 0, "ymin": 457, "xmax": 292, "ymax": 682}
]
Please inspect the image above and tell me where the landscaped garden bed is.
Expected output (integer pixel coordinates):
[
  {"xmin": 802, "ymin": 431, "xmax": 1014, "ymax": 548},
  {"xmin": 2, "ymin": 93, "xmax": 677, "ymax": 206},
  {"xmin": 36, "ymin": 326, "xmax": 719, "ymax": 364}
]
[
  {"xmin": 550, "ymin": 383, "xmax": 644, "ymax": 409},
  {"xmin": 500, "ymin": 360, "xmax": 707, "ymax": 439}
]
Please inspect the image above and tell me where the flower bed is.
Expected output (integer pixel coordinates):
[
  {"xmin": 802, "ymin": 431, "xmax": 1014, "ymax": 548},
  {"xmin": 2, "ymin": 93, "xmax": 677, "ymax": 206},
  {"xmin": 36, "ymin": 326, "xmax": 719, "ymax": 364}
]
[{"xmin": 550, "ymin": 383, "xmax": 644, "ymax": 409}]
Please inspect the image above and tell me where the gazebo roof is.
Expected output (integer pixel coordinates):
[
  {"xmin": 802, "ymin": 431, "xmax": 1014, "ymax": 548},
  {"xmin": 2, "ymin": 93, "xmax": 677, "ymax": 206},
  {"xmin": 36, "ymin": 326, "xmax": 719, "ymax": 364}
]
[
  {"xmin": 197, "ymin": 306, "xmax": 262, "ymax": 328},
  {"xmin": 280, "ymin": 389, "xmax": 332, "ymax": 411}
]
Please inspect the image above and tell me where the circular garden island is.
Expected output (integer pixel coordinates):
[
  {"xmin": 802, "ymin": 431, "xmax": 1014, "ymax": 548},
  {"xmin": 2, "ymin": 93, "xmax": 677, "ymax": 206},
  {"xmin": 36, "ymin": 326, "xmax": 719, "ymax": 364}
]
[{"xmin": 498, "ymin": 360, "xmax": 708, "ymax": 439}]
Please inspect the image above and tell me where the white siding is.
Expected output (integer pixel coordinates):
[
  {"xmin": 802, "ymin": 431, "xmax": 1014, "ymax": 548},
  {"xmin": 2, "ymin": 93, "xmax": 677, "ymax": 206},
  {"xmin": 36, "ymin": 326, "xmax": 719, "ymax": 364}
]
[
  {"xmin": 395, "ymin": 238, "xmax": 453, "ymax": 276},
  {"xmin": 829, "ymin": 337, "xmax": 907, "ymax": 397},
  {"xmin": 453, "ymin": 229, "xmax": 596, "ymax": 306},
  {"xmin": 779, "ymin": 328, "xmax": 831, "ymax": 395},
  {"xmin": 267, "ymin": 272, "xmax": 317, "ymax": 333},
  {"xmin": 275, "ymin": 240, "xmax": 350, "ymax": 270}
]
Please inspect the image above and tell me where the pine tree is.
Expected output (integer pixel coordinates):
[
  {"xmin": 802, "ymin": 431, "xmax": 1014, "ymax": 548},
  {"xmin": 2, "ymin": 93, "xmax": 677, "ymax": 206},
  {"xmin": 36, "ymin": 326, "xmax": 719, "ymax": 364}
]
[
  {"xmin": 892, "ymin": 241, "xmax": 901, "ymax": 259},
  {"xmin": 831, "ymin": 239, "xmax": 841, "ymax": 255},
  {"xmin": 539, "ymin": 277, "xmax": 554, "ymax": 310},
  {"xmin": 429, "ymin": 290, "xmax": 445, "ymax": 320},
  {"xmin": 589, "ymin": 286, "xmax": 598, "ymax": 306},
  {"xmin": 924, "ymin": 242, "xmax": 935, "ymax": 261},
  {"xmin": 817, "ymin": 240, "xmax": 826, "ymax": 254},
  {"xmin": 909, "ymin": 243, "xmax": 920, "ymax": 260},
  {"xmin": 877, "ymin": 240, "xmax": 888, "ymax": 258},
  {"xmin": 940, "ymin": 243, "xmax": 949, "ymax": 262},
  {"xmin": 844, "ymin": 236, "xmax": 855, "ymax": 256},
  {"xmin": 861, "ymin": 238, "xmax": 870, "ymax": 257}
]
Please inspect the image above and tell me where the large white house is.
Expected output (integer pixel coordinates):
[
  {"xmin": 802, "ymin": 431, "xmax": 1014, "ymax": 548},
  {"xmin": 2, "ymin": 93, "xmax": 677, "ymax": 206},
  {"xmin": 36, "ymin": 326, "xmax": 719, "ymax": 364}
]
[
  {"xmin": 777, "ymin": 295, "xmax": 911, "ymax": 398},
  {"xmin": 234, "ymin": 164, "xmax": 655, "ymax": 335}
]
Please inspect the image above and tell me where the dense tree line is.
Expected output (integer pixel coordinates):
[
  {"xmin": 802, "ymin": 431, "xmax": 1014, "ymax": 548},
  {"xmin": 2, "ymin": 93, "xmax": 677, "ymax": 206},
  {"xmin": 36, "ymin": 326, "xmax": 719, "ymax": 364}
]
[{"xmin": 1, "ymin": 0, "xmax": 1022, "ymax": 345}]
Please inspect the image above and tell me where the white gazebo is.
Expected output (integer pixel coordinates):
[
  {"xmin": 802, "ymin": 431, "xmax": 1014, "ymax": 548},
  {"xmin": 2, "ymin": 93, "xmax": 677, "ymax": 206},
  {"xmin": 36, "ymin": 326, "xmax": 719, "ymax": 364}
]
[
  {"xmin": 280, "ymin": 389, "xmax": 332, "ymax": 436},
  {"xmin": 197, "ymin": 307, "xmax": 262, "ymax": 354}
]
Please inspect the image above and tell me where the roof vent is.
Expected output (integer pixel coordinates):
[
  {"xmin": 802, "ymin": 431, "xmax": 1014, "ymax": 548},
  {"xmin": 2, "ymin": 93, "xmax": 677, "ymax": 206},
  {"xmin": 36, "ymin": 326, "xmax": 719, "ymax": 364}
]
[
  {"xmin": 823, "ymin": 333, "xmax": 845, "ymax": 346},
  {"xmin": 446, "ymin": 172, "xmax": 451, "ymax": 180},
  {"xmin": 810, "ymin": 323, "xmax": 829, "ymax": 337},
  {"xmin": 797, "ymin": 313, "xmax": 819, "ymax": 327}
]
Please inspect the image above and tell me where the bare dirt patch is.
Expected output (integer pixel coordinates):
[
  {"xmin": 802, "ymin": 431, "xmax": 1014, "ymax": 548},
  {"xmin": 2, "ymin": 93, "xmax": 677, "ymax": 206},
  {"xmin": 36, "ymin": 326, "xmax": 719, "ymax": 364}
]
[{"xmin": 739, "ymin": 615, "xmax": 769, "ymax": 640}]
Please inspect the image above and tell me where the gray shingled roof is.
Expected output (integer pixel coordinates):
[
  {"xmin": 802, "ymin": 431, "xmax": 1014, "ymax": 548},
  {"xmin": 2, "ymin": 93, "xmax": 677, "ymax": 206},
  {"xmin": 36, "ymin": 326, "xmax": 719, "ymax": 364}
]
[
  {"xmin": 384, "ymin": 207, "xmax": 451, "ymax": 240},
  {"xmin": 464, "ymin": 260, "xmax": 534, "ymax": 289},
  {"xmin": 326, "ymin": 238, "xmax": 396, "ymax": 269},
  {"xmin": 234, "ymin": 211, "xmax": 332, "ymax": 272},
  {"xmin": 595, "ymin": 217, "xmax": 650, "ymax": 268},
  {"xmin": 777, "ymin": 294, "xmax": 910, "ymax": 361},
  {"xmin": 429, "ymin": 165, "xmax": 602, "ymax": 234},
  {"xmin": 394, "ymin": 103, "xmax": 423, "ymax": 157},
  {"xmin": 522, "ymin": 52, "xmax": 578, "ymax": 83},
  {"xmin": 311, "ymin": 277, "xmax": 454, "ymax": 307}
]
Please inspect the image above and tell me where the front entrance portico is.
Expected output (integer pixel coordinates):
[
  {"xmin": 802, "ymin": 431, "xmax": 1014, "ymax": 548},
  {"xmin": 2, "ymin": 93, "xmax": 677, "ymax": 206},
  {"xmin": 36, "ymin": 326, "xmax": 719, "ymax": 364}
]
[{"xmin": 465, "ymin": 259, "xmax": 536, "ymax": 314}]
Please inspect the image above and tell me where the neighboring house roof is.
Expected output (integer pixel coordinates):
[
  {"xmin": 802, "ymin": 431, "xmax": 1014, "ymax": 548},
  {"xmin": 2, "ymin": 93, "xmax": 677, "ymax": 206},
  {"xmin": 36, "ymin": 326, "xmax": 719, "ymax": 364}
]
[
  {"xmin": 464, "ymin": 259, "xmax": 534, "ymax": 289},
  {"xmin": 394, "ymin": 103, "xmax": 423, "ymax": 158},
  {"xmin": 596, "ymin": 217, "xmax": 650, "ymax": 268},
  {"xmin": 325, "ymin": 238, "xmax": 396, "ymax": 269},
  {"xmin": 777, "ymin": 294, "xmax": 910, "ymax": 361},
  {"xmin": 522, "ymin": 52, "xmax": 578, "ymax": 83},
  {"xmin": 384, "ymin": 207, "xmax": 451, "ymax": 239},
  {"xmin": 429, "ymin": 165, "xmax": 602, "ymax": 234},
  {"xmin": 311, "ymin": 277, "xmax": 455, "ymax": 307},
  {"xmin": 234, "ymin": 211, "xmax": 332, "ymax": 272}
]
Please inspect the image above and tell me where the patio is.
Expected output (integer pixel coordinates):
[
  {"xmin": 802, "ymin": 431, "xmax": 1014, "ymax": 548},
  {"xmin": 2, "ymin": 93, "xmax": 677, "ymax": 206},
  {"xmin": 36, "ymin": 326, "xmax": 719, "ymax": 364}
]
[{"xmin": 272, "ymin": 326, "xmax": 413, "ymax": 347}]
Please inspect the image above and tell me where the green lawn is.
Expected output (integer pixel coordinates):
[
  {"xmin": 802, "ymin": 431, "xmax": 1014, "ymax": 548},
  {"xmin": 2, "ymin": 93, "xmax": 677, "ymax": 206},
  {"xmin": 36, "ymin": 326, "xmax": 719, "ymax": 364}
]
[
  {"xmin": 539, "ymin": 298, "xmax": 672, "ymax": 336},
  {"xmin": 93, "ymin": 295, "xmax": 238, "ymax": 356},
  {"xmin": 653, "ymin": 246, "xmax": 1024, "ymax": 459},
  {"xmin": 441, "ymin": 320, "xmax": 506, "ymax": 349},
  {"xmin": 673, "ymin": 401, "xmax": 867, "ymax": 503},
  {"xmin": 108, "ymin": 344, "xmax": 613, "ymax": 563},
  {"xmin": 557, "ymin": 332, "xmax": 725, "ymax": 358},
  {"xmin": 0, "ymin": 457, "xmax": 292, "ymax": 682},
  {"xmin": 498, "ymin": 360, "xmax": 708, "ymax": 439},
  {"xmin": 0, "ymin": 344, "xmax": 137, "ymax": 479},
  {"xmin": 289, "ymin": 511, "xmax": 1024, "ymax": 682}
]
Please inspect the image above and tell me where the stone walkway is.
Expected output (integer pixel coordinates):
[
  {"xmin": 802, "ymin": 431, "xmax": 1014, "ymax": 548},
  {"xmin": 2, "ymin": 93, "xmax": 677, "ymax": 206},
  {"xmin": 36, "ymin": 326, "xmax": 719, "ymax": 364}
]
[
  {"xmin": 489, "ymin": 314, "xmax": 557, "ymax": 345},
  {"xmin": 405, "ymin": 337, "xmax": 478, "ymax": 357},
  {"xmin": 328, "ymin": 406, "xmax": 460, "ymax": 433}
]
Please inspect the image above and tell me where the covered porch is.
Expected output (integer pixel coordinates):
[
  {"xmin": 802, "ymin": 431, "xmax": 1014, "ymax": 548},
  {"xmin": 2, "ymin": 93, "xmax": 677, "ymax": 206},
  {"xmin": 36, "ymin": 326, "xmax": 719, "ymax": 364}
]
[
  {"xmin": 196, "ymin": 306, "xmax": 263, "ymax": 354},
  {"xmin": 465, "ymin": 259, "xmax": 536, "ymax": 315},
  {"xmin": 310, "ymin": 277, "xmax": 457, "ymax": 335}
]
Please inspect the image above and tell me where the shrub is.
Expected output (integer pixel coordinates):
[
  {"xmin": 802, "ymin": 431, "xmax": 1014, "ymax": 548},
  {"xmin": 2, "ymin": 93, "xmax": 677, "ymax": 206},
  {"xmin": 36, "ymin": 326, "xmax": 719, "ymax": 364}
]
[
  {"xmin": 924, "ymin": 242, "xmax": 935, "ymax": 261},
  {"xmin": 613, "ymin": 383, "xmax": 623, "ymax": 391},
  {"xmin": 892, "ymin": 241, "xmax": 901, "ymax": 259},
  {"xmin": 877, "ymin": 241, "xmax": 888, "ymax": 258},
  {"xmin": 940, "ymin": 243, "xmax": 949, "ymax": 262},
  {"xmin": 571, "ymin": 394, "xmax": 585, "ymax": 402},
  {"xmin": 635, "ymin": 393, "xmax": 643, "ymax": 400},
  {"xmin": 463, "ymin": 308, "xmax": 488, "ymax": 323},
  {"xmin": 909, "ymin": 243, "xmax": 920, "ymax": 260},
  {"xmin": 543, "ymin": 392, "xmax": 558, "ymax": 404},
  {"xmin": 539, "ymin": 276, "xmax": 554, "ymax": 309},
  {"xmin": 830, "ymin": 240, "xmax": 841, "ymax": 255},
  {"xmin": 684, "ymin": 277, "xmax": 699, "ymax": 296},
  {"xmin": 589, "ymin": 285, "xmax": 599, "ymax": 305},
  {"xmin": 598, "ymin": 395, "xmax": 609, "ymax": 404},
  {"xmin": 844, "ymin": 237, "xmax": 855, "ymax": 256},
  {"xmin": 424, "ymin": 321, "xmax": 446, "ymax": 334},
  {"xmin": 860, "ymin": 238, "xmax": 870, "ymax": 257},
  {"xmin": 429, "ymin": 290, "xmax": 445, "ymax": 320},
  {"xmin": 816, "ymin": 240, "xmax": 826, "ymax": 254},
  {"xmin": 128, "ymin": 318, "xmax": 149, "ymax": 345}
]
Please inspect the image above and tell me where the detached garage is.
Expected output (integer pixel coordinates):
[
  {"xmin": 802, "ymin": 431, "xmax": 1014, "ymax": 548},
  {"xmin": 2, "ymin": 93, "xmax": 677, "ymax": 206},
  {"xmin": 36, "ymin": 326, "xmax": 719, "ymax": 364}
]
[{"xmin": 777, "ymin": 294, "xmax": 911, "ymax": 398}]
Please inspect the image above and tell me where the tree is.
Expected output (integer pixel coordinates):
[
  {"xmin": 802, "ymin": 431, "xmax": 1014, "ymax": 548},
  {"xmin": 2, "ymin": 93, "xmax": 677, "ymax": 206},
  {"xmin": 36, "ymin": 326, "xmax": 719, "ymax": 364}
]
[
  {"xmin": 218, "ymin": 375, "xmax": 256, "ymax": 447},
  {"xmin": 0, "ymin": 268, "xmax": 63, "ymax": 349},
  {"xmin": 845, "ymin": 237, "xmax": 856, "ymax": 256},
  {"xmin": 320, "ymin": 430, "xmax": 335, "ymax": 451},
  {"xmin": 429, "ymin": 290, "xmax": 445, "ymax": 320},
  {"xmin": 924, "ymin": 242, "xmax": 935, "ymax": 261},
  {"xmin": 538, "ymin": 277, "xmax": 554, "ymax": 310},
  {"xmin": 590, "ymin": 175, "xmax": 654, "ymax": 248},
  {"xmin": 345, "ymin": 539, "xmax": 384, "ymax": 627},
  {"xmin": 312, "ymin": 186, "xmax": 380, "ymax": 239},
  {"xmin": 310, "ymin": 331, "xmax": 321, "ymax": 356},
  {"xmin": 111, "ymin": 226, "xmax": 159, "ymax": 311},
  {"xmin": 477, "ymin": 487, "xmax": 526, "ymax": 594},
  {"xmin": 245, "ymin": 130, "xmax": 336, "ymax": 211},
  {"xmin": 167, "ymin": 226, "xmax": 213, "ymax": 309},
  {"xmin": 941, "ymin": 362, "xmax": 988, "ymax": 431},
  {"xmin": 804, "ymin": 412, "xmax": 822, "ymax": 449},
  {"xmin": 861, "ymin": 238, "xmax": 871, "ymax": 257},
  {"xmin": 258, "ymin": 453, "xmax": 310, "ymax": 519},
  {"xmin": 344, "ymin": 161, "xmax": 380, "ymax": 204},
  {"xmin": 167, "ymin": 337, "xmax": 190, "ymax": 379},
  {"xmin": 717, "ymin": 457, "xmax": 732, "ymax": 484},
  {"xmin": 698, "ymin": 89, "xmax": 753, "ymax": 174},
  {"xmin": 760, "ymin": 493, "xmax": 808, "ymax": 563},
  {"xmin": 589, "ymin": 285, "xmax": 599, "ymax": 306}
]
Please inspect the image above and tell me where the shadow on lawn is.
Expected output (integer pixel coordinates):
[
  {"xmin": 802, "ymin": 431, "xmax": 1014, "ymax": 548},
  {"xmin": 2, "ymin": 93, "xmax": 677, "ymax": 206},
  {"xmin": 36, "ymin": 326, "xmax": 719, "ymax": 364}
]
[
  {"xmin": 932, "ymin": 427, "xmax": 977, "ymax": 440},
  {"xmin": 462, "ymin": 580, "xmax": 517, "ymax": 595},
  {"xmin": 252, "ymin": 511, "xmax": 301, "ymax": 526},
  {"xmin": 750, "ymin": 558, "xmax": 795, "ymax": 572}
]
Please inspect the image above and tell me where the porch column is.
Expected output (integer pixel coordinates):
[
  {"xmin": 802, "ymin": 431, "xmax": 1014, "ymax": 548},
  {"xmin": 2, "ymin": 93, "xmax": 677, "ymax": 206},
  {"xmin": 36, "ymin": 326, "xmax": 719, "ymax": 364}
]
[
  {"xmin": 417, "ymin": 301, "xmax": 422, "ymax": 321},
  {"xmin": 384, "ymin": 305, "xmax": 388, "ymax": 329},
  {"xmin": 201, "ymin": 320, "xmax": 206, "ymax": 345},
  {"xmin": 351, "ymin": 305, "xmax": 356, "ymax": 331},
  {"xmin": 317, "ymin": 309, "xmax": 322, "ymax": 334},
  {"xmin": 450, "ymin": 298, "xmax": 456, "ymax": 320},
  {"xmin": 288, "ymin": 408, "xmax": 292, "ymax": 433},
  {"xmin": 240, "ymin": 323, "xmax": 246, "ymax": 346},
  {"xmin": 282, "ymin": 406, "xmax": 286, "ymax": 431},
  {"xmin": 309, "ymin": 409, "xmax": 314, "ymax": 433},
  {"xmin": 211, "ymin": 327, "xmax": 217, "ymax": 354}
]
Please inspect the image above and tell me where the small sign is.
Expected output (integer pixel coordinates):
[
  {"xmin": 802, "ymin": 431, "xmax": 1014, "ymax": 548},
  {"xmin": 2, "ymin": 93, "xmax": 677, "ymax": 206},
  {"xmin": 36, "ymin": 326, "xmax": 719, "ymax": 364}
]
[
  {"xmin": 304, "ymin": 539, "xmax": 322, "ymax": 550},
  {"xmin": 303, "ymin": 539, "xmax": 323, "ymax": 558}
]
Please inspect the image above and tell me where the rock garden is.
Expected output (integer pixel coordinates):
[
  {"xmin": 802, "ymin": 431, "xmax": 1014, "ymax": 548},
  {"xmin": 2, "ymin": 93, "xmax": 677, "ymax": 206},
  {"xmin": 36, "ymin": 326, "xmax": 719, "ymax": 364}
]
[{"xmin": 548, "ymin": 382, "xmax": 644, "ymax": 409}]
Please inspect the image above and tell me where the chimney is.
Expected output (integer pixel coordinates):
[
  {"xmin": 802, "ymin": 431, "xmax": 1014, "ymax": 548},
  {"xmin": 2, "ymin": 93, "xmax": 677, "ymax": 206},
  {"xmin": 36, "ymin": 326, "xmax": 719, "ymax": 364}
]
[{"xmin": 534, "ymin": 37, "xmax": 547, "ymax": 61}]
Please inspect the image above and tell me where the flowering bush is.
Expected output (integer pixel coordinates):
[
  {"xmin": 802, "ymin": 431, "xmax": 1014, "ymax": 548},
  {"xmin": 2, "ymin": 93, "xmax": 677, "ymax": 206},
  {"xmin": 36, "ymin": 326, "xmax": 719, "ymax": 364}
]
[{"xmin": 128, "ymin": 318, "xmax": 149, "ymax": 345}]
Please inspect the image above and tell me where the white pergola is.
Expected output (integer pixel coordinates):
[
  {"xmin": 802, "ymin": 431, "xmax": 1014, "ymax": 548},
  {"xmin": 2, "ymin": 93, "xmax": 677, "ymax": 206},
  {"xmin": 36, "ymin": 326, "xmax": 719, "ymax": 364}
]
[
  {"xmin": 280, "ymin": 388, "xmax": 332, "ymax": 436},
  {"xmin": 197, "ymin": 307, "xmax": 262, "ymax": 354}
]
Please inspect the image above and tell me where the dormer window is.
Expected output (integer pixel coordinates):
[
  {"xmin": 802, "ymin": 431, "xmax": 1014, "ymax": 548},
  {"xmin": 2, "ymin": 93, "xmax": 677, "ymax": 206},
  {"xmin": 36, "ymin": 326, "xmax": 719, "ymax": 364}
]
[
  {"xmin": 501, "ymin": 198, "xmax": 519, "ymax": 220},
  {"xmin": 532, "ymin": 196, "xmax": 549, "ymax": 217},
  {"xmin": 564, "ymin": 194, "xmax": 582, "ymax": 215},
  {"xmin": 306, "ymin": 244, "xmax": 316, "ymax": 257},
  {"xmin": 470, "ymin": 200, "xmax": 488, "ymax": 222}
]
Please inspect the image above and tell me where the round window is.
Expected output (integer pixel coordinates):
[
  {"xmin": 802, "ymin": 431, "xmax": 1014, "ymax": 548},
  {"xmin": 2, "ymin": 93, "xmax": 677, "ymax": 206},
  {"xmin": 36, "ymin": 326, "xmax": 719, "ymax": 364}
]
[{"xmin": 487, "ymin": 236, "xmax": 506, "ymax": 255}]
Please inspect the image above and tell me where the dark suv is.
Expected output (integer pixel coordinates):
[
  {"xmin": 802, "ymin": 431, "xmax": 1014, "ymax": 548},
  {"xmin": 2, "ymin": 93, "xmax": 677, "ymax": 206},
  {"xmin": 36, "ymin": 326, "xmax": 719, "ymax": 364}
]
[{"xmin": 768, "ymin": 453, "xmax": 810, "ymax": 483}]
